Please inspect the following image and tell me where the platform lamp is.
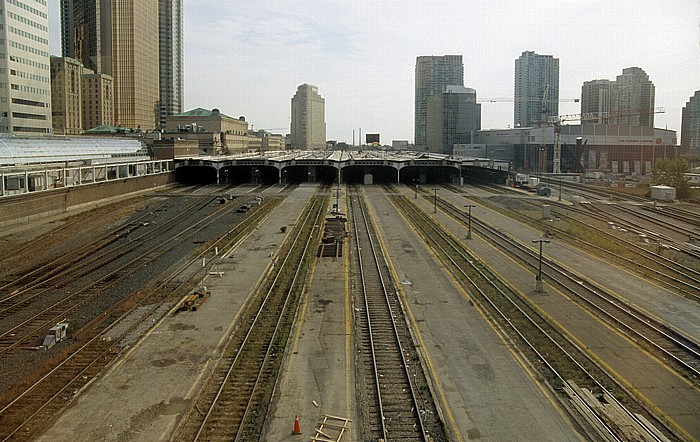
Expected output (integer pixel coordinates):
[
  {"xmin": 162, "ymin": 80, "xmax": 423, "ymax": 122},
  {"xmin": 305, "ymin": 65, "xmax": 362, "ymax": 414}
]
[
  {"xmin": 532, "ymin": 239, "xmax": 550, "ymax": 293},
  {"xmin": 465, "ymin": 204, "xmax": 476, "ymax": 239}
]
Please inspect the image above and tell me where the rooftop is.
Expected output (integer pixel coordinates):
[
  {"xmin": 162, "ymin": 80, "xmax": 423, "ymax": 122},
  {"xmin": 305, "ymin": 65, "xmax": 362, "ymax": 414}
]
[
  {"xmin": 173, "ymin": 108, "xmax": 235, "ymax": 119},
  {"xmin": 0, "ymin": 136, "xmax": 150, "ymax": 168}
]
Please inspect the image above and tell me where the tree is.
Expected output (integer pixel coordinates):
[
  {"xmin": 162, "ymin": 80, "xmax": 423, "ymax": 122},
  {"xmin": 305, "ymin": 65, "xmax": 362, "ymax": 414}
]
[{"xmin": 651, "ymin": 159, "xmax": 692, "ymax": 199}]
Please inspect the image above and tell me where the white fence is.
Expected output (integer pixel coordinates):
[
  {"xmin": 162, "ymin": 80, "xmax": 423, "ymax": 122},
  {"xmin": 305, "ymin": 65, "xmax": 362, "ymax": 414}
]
[{"xmin": 0, "ymin": 159, "xmax": 174, "ymax": 198}]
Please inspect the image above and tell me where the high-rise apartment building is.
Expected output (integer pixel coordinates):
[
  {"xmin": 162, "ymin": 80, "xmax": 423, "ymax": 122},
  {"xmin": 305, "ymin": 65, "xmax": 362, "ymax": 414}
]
[
  {"xmin": 581, "ymin": 79, "xmax": 614, "ymax": 124},
  {"xmin": 415, "ymin": 55, "xmax": 464, "ymax": 148},
  {"xmin": 612, "ymin": 67, "xmax": 655, "ymax": 127},
  {"xmin": 159, "ymin": 0, "xmax": 183, "ymax": 130},
  {"xmin": 61, "ymin": 0, "xmax": 160, "ymax": 130},
  {"xmin": 291, "ymin": 84, "xmax": 326, "ymax": 150},
  {"xmin": 681, "ymin": 90, "xmax": 700, "ymax": 151},
  {"xmin": 50, "ymin": 57, "xmax": 83, "ymax": 135},
  {"xmin": 426, "ymin": 86, "xmax": 481, "ymax": 155},
  {"xmin": 0, "ymin": 1, "xmax": 52, "ymax": 134},
  {"xmin": 514, "ymin": 51, "xmax": 559, "ymax": 128}
]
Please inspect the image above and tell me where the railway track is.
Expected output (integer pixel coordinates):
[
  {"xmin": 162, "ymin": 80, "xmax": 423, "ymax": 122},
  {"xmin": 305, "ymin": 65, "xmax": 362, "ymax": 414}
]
[
  {"xmin": 0, "ymin": 194, "xmax": 214, "ymax": 315},
  {"xmin": 173, "ymin": 196, "xmax": 325, "ymax": 441},
  {"xmin": 386, "ymin": 187, "xmax": 681, "ymax": 441},
  {"xmin": 0, "ymin": 197, "xmax": 283, "ymax": 441},
  {"xmin": 428, "ymin": 190, "xmax": 700, "ymax": 389},
  {"xmin": 0, "ymin": 194, "xmax": 245, "ymax": 354},
  {"xmin": 349, "ymin": 188, "xmax": 445, "ymax": 441},
  {"xmin": 589, "ymin": 201, "xmax": 699, "ymax": 243},
  {"xmin": 558, "ymin": 202, "xmax": 700, "ymax": 293},
  {"xmin": 0, "ymin": 183, "xmax": 241, "ymax": 297},
  {"xmin": 451, "ymin": 186, "xmax": 700, "ymax": 300},
  {"xmin": 557, "ymin": 180, "xmax": 651, "ymax": 203}
]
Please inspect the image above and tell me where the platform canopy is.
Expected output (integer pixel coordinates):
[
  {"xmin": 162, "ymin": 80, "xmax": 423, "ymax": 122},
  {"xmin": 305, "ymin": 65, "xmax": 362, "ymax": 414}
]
[{"xmin": 0, "ymin": 136, "xmax": 150, "ymax": 168}]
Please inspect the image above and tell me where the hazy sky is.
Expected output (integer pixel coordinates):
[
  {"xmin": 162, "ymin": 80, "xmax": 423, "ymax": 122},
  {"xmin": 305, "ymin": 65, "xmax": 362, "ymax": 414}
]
[{"xmin": 49, "ymin": 1, "xmax": 699, "ymax": 144}]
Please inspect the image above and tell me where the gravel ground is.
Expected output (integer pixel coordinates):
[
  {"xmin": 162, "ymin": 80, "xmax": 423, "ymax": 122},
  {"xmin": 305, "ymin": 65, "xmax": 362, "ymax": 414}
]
[{"xmin": 0, "ymin": 191, "xmax": 250, "ymax": 400}]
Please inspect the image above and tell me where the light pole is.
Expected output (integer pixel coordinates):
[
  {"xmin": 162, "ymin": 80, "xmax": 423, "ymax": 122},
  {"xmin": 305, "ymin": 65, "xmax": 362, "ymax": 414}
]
[
  {"xmin": 413, "ymin": 179, "xmax": 419, "ymax": 199},
  {"xmin": 532, "ymin": 239, "xmax": 550, "ymax": 293},
  {"xmin": 558, "ymin": 176, "xmax": 562, "ymax": 201},
  {"xmin": 433, "ymin": 188, "xmax": 437, "ymax": 213},
  {"xmin": 465, "ymin": 204, "xmax": 476, "ymax": 239}
]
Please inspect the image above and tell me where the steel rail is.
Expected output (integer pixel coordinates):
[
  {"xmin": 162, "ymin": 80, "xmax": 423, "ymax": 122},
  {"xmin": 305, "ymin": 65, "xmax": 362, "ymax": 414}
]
[
  {"xmin": 433, "ymin": 193, "xmax": 700, "ymax": 384},
  {"xmin": 192, "ymin": 197, "xmax": 324, "ymax": 441},
  {"xmin": 390, "ymin": 192, "xmax": 667, "ymax": 441},
  {"xmin": 0, "ymin": 194, "xmax": 214, "ymax": 310},
  {"xmin": 0, "ymin": 195, "xmax": 243, "ymax": 353},
  {"xmin": 0, "ymin": 197, "xmax": 279, "ymax": 442},
  {"xmin": 350, "ymin": 189, "xmax": 428, "ymax": 441}
]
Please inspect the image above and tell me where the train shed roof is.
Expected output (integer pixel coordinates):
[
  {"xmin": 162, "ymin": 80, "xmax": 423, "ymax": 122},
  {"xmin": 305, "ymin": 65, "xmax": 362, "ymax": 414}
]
[{"xmin": 0, "ymin": 136, "xmax": 150, "ymax": 168}]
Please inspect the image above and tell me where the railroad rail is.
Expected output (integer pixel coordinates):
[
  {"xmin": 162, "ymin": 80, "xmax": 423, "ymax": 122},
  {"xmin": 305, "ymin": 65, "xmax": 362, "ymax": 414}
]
[
  {"xmin": 557, "ymin": 202, "xmax": 700, "ymax": 295},
  {"xmin": 173, "ymin": 196, "xmax": 325, "ymax": 441},
  {"xmin": 449, "ymin": 185, "xmax": 700, "ymax": 301},
  {"xmin": 0, "ymin": 194, "xmax": 250, "ymax": 354},
  {"xmin": 0, "ymin": 193, "xmax": 214, "ymax": 313},
  {"xmin": 386, "ymin": 187, "xmax": 680, "ymax": 441},
  {"xmin": 429, "ymin": 190, "xmax": 700, "ymax": 388},
  {"xmin": 0, "ymin": 197, "xmax": 282, "ymax": 441},
  {"xmin": 555, "ymin": 179, "xmax": 651, "ymax": 203},
  {"xmin": 349, "ymin": 187, "xmax": 445, "ymax": 441}
]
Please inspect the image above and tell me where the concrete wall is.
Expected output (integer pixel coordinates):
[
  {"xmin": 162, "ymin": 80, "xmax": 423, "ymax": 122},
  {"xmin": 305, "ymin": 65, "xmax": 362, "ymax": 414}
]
[{"xmin": 0, "ymin": 171, "xmax": 175, "ymax": 230}]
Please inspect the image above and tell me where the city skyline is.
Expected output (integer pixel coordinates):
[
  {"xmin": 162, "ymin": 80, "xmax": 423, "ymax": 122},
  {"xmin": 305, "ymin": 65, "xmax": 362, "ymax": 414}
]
[{"xmin": 48, "ymin": 1, "xmax": 699, "ymax": 144}]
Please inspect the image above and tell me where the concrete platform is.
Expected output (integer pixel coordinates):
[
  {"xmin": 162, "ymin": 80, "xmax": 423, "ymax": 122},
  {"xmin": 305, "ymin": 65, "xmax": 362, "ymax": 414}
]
[{"xmin": 262, "ymin": 186, "xmax": 357, "ymax": 440}]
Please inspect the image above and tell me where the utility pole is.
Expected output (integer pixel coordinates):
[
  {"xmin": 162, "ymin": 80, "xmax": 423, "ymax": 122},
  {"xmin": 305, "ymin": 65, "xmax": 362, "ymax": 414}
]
[
  {"xmin": 433, "ymin": 189, "xmax": 437, "ymax": 213},
  {"xmin": 465, "ymin": 204, "xmax": 476, "ymax": 239},
  {"xmin": 532, "ymin": 239, "xmax": 550, "ymax": 293}
]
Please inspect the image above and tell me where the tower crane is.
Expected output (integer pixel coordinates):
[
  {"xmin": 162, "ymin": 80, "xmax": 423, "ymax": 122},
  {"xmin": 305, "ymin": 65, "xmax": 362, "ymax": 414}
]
[
  {"xmin": 250, "ymin": 125, "xmax": 287, "ymax": 133},
  {"xmin": 539, "ymin": 107, "xmax": 665, "ymax": 174},
  {"xmin": 465, "ymin": 94, "xmax": 579, "ymax": 171},
  {"xmin": 465, "ymin": 96, "xmax": 579, "ymax": 103}
]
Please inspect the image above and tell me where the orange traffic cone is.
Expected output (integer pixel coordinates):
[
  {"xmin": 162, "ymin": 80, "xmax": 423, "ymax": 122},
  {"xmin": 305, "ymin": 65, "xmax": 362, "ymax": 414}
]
[{"xmin": 292, "ymin": 415, "xmax": 302, "ymax": 435}]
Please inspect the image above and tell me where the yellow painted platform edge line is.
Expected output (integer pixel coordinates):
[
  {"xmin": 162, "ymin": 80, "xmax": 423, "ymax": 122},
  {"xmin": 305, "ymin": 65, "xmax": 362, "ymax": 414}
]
[
  {"xmin": 467, "ymin": 201, "xmax": 700, "ymax": 394},
  {"xmin": 427, "ymin": 188, "xmax": 694, "ymax": 437},
  {"xmin": 431, "ymin": 186, "xmax": 700, "ymax": 391},
  {"xmin": 485, "ymin": 243, "xmax": 695, "ymax": 440},
  {"xmin": 362, "ymin": 188, "xmax": 463, "ymax": 442},
  {"xmin": 438, "ymin": 186, "xmax": 691, "ymax": 339}
]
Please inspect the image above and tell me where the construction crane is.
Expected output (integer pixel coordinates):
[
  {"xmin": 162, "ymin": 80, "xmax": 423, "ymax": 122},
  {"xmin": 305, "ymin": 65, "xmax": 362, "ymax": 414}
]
[
  {"xmin": 464, "ymin": 93, "xmax": 579, "ymax": 171},
  {"xmin": 250, "ymin": 125, "xmax": 287, "ymax": 133},
  {"xmin": 539, "ymin": 107, "xmax": 665, "ymax": 174},
  {"xmin": 465, "ymin": 96, "xmax": 579, "ymax": 103}
]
